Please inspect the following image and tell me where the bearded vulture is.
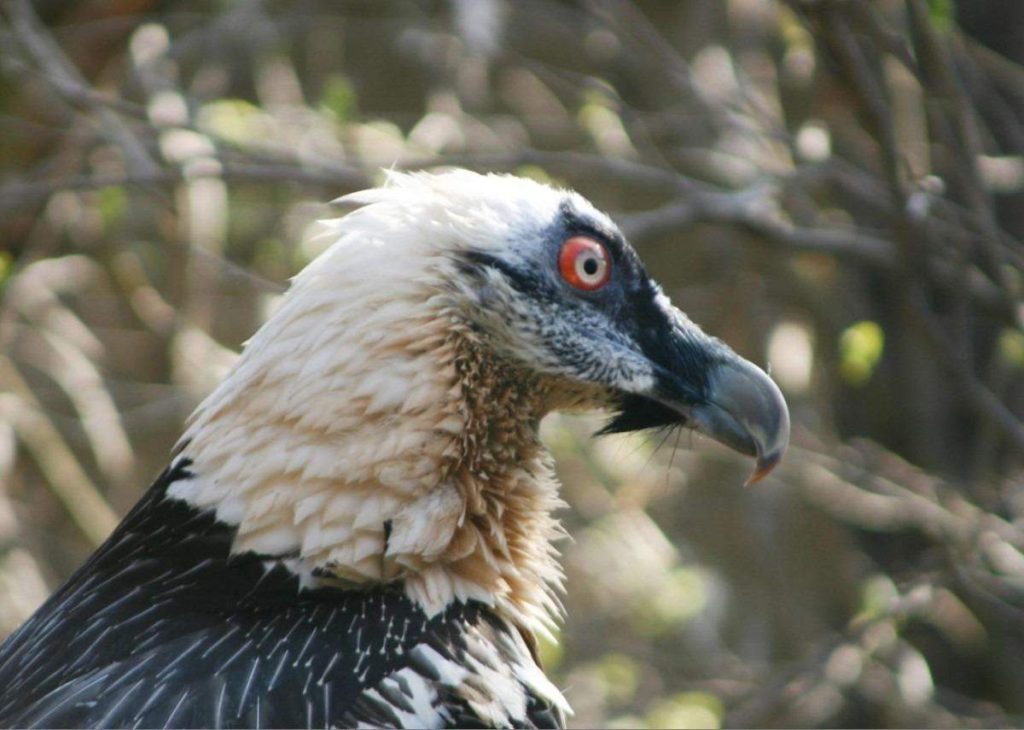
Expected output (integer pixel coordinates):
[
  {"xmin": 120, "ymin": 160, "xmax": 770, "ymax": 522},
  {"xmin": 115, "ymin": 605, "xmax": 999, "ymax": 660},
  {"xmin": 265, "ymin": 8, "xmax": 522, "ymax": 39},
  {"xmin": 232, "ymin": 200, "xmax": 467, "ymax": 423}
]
[{"xmin": 0, "ymin": 170, "xmax": 788, "ymax": 728}]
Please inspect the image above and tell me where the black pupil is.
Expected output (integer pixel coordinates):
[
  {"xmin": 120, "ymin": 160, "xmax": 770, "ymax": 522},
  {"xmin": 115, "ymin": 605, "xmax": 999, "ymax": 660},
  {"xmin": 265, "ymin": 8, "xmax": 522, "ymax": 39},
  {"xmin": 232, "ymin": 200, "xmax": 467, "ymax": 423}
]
[{"xmin": 582, "ymin": 257, "xmax": 599, "ymax": 276}]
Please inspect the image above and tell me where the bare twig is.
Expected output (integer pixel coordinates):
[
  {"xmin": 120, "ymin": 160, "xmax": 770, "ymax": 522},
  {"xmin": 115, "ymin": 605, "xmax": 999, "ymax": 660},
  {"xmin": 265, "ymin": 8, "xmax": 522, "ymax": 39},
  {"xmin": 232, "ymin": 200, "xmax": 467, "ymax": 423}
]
[
  {"xmin": 0, "ymin": 360, "xmax": 118, "ymax": 547},
  {"xmin": 0, "ymin": 0, "xmax": 159, "ymax": 176},
  {"xmin": 0, "ymin": 163, "xmax": 368, "ymax": 211}
]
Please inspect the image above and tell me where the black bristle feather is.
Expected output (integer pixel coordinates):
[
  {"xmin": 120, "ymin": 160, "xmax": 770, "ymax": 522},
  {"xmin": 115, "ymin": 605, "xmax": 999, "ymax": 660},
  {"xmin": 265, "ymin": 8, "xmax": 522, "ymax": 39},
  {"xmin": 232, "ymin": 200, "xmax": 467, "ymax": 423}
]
[{"xmin": 597, "ymin": 393, "xmax": 688, "ymax": 436}]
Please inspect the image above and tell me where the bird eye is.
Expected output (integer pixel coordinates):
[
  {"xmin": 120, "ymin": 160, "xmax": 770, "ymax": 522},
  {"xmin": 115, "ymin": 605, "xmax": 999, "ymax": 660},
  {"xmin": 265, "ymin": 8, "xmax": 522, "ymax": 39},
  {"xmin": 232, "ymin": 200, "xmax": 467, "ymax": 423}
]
[{"xmin": 558, "ymin": 237, "xmax": 611, "ymax": 291}]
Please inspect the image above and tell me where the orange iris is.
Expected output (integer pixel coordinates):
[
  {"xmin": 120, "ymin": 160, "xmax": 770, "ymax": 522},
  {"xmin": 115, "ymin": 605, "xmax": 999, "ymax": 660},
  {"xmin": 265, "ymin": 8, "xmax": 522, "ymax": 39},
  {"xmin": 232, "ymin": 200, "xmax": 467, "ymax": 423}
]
[{"xmin": 558, "ymin": 236, "xmax": 611, "ymax": 291}]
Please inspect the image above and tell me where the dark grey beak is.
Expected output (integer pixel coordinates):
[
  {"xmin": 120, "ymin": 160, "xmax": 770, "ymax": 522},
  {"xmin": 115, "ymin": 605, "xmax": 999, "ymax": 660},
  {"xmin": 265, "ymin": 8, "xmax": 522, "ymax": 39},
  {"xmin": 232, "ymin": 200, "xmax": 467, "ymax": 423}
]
[{"xmin": 688, "ymin": 357, "xmax": 790, "ymax": 484}]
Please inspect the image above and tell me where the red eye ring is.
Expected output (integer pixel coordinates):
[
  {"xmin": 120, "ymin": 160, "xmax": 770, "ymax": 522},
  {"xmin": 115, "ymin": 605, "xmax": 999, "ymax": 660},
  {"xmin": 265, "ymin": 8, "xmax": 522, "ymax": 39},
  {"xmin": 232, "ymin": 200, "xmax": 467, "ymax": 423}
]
[{"xmin": 558, "ymin": 236, "xmax": 611, "ymax": 291}]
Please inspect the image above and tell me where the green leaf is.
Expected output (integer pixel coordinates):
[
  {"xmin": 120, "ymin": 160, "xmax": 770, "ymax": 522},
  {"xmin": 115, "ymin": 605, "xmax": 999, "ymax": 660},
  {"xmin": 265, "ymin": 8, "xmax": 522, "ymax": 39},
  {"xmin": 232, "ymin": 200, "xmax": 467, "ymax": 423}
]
[
  {"xmin": 198, "ymin": 99, "xmax": 264, "ymax": 146},
  {"xmin": 839, "ymin": 320, "xmax": 884, "ymax": 386},
  {"xmin": 927, "ymin": 0, "xmax": 955, "ymax": 32},
  {"xmin": 98, "ymin": 186, "xmax": 127, "ymax": 228},
  {"xmin": 596, "ymin": 653, "xmax": 641, "ymax": 705},
  {"xmin": 858, "ymin": 574, "xmax": 898, "ymax": 620},
  {"xmin": 998, "ymin": 328, "xmax": 1024, "ymax": 370},
  {"xmin": 0, "ymin": 251, "xmax": 12, "ymax": 290},
  {"xmin": 647, "ymin": 692, "xmax": 723, "ymax": 730},
  {"xmin": 514, "ymin": 165, "xmax": 555, "ymax": 185},
  {"xmin": 320, "ymin": 75, "xmax": 358, "ymax": 122},
  {"xmin": 632, "ymin": 567, "xmax": 709, "ymax": 636}
]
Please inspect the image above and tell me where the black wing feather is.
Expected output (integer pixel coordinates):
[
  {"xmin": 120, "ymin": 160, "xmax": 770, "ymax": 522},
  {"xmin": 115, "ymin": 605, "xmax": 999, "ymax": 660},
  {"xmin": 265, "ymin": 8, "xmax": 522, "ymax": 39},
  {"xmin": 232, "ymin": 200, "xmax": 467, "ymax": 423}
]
[{"xmin": 0, "ymin": 462, "xmax": 564, "ymax": 729}]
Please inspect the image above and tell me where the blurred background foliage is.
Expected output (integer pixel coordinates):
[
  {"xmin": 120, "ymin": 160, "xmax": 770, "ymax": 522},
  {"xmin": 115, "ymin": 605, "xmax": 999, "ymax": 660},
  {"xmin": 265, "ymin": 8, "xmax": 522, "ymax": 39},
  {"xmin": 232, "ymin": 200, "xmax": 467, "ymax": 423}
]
[{"xmin": 2, "ymin": 0, "xmax": 1024, "ymax": 727}]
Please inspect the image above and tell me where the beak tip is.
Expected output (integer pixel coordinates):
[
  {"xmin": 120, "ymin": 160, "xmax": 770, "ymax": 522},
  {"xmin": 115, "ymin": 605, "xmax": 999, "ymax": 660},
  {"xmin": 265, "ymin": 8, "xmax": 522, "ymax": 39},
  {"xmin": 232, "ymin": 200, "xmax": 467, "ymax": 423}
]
[
  {"xmin": 702, "ymin": 356, "xmax": 790, "ymax": 486},
  {"xmin": 744, "ymin": 449, "xmax": 784, "ymax": 486}
]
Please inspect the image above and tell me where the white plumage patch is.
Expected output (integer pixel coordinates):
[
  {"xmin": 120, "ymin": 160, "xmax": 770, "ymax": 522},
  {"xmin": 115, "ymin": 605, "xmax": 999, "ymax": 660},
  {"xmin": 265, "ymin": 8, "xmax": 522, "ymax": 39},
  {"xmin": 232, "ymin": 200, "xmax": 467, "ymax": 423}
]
[
  {"xmin": 351, "ymin": 630, "xmax": 571, "ymax": 729},
  {"xmin": 168, "ymin": 171, "xmax": 593, "ymax": 635}
]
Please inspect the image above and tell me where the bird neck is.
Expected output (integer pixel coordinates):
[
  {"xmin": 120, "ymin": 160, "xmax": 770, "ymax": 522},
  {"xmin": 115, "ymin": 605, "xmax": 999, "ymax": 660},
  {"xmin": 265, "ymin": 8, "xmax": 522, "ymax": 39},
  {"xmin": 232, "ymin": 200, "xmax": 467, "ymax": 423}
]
[
  {"xmin": 170, "ymin": 313, "xmax": 566, "ymax": 634},
  {"xmin": 435, "ymin": 334, "xmax": 567, "ymax": 631}
]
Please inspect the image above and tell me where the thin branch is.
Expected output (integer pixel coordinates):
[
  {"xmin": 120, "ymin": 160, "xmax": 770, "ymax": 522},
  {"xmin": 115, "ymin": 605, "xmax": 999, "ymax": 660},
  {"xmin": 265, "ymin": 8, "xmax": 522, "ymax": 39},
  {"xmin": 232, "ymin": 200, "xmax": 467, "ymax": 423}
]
[
  {"xmin": 405, "ymin": 149, "xmax": 696, "ymax": 191},
  {"xmin": 905, "ymin": 287, "xmax": 1024, "ymax": 455},
  {"xmin": 787, "ymin": 436, "xmax": 1024, "ymax": 551},
  {"xmin": 620, "ymin": 187, "xmax": 898, "ymax": 266},
  {"xmin": 0, "ymin": 0, "xmax": 160, "ymax": 176},
  {"xmin": 0, "ymin": 360, "xmax": 118, "ymax": 547},
  {"xmin": 0, "ymin": 163, "xmax": 368, "ymax": 211}
]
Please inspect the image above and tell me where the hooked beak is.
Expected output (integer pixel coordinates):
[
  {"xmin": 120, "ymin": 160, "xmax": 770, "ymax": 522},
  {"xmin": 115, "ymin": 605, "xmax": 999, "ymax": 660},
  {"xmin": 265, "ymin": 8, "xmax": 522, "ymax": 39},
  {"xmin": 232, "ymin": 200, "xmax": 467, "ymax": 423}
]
[{"xmin": 686, "ymin": 357, "xmax": 790, "ymax": 484}]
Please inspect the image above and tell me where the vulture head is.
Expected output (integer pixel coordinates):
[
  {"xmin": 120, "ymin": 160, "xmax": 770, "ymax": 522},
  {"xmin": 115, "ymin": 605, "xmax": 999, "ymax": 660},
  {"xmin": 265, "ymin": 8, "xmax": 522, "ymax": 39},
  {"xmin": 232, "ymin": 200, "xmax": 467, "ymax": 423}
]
[{"xmin": 172, "ymin": 170, "xmax": 789, "ymax": 633}]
